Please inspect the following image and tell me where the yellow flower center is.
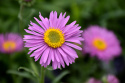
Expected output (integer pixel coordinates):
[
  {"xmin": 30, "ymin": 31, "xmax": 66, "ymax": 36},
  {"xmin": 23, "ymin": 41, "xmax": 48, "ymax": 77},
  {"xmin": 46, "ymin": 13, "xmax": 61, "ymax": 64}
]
[
  {"xmin": 93, "ymin": 38, "xmax": 107, "ymax": 50},
  {"xmin": 44, "ymin": 27, "xmax": 65, "ymax": 48},
  {"xmin": 2, "ymin": 41, "xmax": 16, "ymax": 52}
]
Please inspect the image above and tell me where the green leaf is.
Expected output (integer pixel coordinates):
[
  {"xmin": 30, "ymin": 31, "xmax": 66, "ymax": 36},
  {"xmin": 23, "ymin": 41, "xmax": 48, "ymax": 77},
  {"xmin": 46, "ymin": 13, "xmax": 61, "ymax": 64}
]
[
  {"xmin": 7, "ymin": 70, "xmax": 35, "ymax": 80},
  {"xmin": 52, "ymin": 71, "xmax": 70, "ymax": 83},
  {"xmin": 46, "ymin": 66, "xmax": 53, "ymax": 71},
  {"xmin": 29, "ymin": 58, "xmax": 39, "ymax": 77},
  {"xmin": 18, "ymin": 67, "xmax": 38, "ymax": 77}
]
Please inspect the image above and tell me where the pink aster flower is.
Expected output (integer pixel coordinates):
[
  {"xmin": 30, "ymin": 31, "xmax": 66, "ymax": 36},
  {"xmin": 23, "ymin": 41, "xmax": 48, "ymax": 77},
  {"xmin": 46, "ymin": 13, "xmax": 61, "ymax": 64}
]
[
  {"xmin": 0, "ymin": 33, "xmax": 23, "ymax": 54},
  {"xmin": 24, "ymin": 11, "xmax": 83, "ymax": 69},
  {"xmin": 107, "ymin": 75, "xmax": 119, "ymax": 83},
  {"xmin": 82, "ymin": 25, "xmax": 121, "ymax": 61},
  {"xmin": 86, "ymin": 78, "xmax": 101, "ymax": 83},
  {"xmin": 102, "ymin": 75, "xmax": 119, "ymax": 83}
]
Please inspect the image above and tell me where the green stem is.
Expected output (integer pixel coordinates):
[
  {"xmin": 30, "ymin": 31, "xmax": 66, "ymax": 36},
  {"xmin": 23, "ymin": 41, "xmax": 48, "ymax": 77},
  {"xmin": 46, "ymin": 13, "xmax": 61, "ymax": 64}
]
[
  {"xmin": 19, "ymin": 3, "xmax": 24, "ymax": 34},
  {"xmin": 8, "ymin": 55, "xmax": 17, "ymax": 83},
  {"xmin": 40, "ymin": 67, "xmax": 46, "ymax": 83},
  {"xmin": 26, "ymin": 54, "xmax": 39, "ymax": 76}
]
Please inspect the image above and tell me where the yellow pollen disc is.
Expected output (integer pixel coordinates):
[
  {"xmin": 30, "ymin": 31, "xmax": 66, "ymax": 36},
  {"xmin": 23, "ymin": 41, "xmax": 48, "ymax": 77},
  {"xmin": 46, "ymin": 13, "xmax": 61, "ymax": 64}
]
[
  {"xmin": 93, "ymin": 38, "xmax": 107, "ymax": 50},
  {"xmin": 44, "ymin": 27, "xmax": 65, "ymax": 48},
  {"xmin": 2, "ymin": 41, "xmax": 16, "ymax": 52}
]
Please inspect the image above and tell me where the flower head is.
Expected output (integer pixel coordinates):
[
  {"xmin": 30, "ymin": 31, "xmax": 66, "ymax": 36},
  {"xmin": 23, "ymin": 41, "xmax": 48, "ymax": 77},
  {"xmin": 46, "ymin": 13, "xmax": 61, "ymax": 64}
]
[
  {"xmin": 102, "ymin": 74, "xmax": 119, "ymax": 83},
  {"xmin": 0, "ymin": 33, "xmax": 23, "ymax": 54},
  {"xmin": 82, "ymin": 25, "xmax": 121, "ymax": 61},
  {"xmin": 24, "ymin": 11, "xmax": 83, "ymax": 69},
  {"xmin": 107, "ymin": 75, "xmax": 119, "ymax": 83},
  {"xmin": 86, "ymin": 78, "xmax": 101, "ymax": 83}
]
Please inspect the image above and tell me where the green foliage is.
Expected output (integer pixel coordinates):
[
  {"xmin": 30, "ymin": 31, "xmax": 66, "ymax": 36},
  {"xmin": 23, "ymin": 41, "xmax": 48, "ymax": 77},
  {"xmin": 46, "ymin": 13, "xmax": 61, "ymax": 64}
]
[
  {"xmin": 7, "ymin": 70, "xmax": 35, "ymax": 80},
  {"xmin": 18, "ymin": 67, "xmax": 38, "ymax": 77},
  {"xmin": 52, "ymin": 71, "xmax": 69, "ymax": 83}
]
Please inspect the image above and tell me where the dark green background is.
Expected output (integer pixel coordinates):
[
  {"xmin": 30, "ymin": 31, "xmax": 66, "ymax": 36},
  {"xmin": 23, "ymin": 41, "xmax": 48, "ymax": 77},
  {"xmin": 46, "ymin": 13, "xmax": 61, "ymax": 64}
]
[{"xmin": 0, "ymin": 0, "xmax": 125, "ymax": 83}]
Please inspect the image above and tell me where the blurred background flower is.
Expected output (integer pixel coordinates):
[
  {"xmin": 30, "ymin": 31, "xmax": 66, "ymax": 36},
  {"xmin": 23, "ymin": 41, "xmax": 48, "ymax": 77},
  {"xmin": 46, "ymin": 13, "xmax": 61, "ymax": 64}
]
[
  {"xmin": 82, "ymin": 25, "xmax": 122, "ymax": 61},
  {"xmin": 107, "ymin": 74, "xmax": 119, "ymax": 83},
  {"xmin": 0, "ymin": 33, "xmax": 23, "ymax": 54},
  {"xmin": 102, "ymin": 74, "xmax": 119, "ymax": 83},
  {"xmin": 86, "ymin": 78, "xmax": 101, "ymax": 83}
]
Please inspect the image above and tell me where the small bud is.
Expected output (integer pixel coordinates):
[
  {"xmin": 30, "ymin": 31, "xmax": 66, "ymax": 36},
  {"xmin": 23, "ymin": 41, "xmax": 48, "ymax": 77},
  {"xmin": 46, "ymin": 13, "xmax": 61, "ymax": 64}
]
[{"xmin": 19, "ymin": 0, "xmax": 35, "ymax": 7}]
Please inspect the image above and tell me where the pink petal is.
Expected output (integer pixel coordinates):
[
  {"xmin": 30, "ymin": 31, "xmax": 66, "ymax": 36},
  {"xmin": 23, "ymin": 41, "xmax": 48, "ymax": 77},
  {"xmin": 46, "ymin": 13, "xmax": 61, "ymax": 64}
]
[
  {"xmin": 24, "ymin": 42, "xmax": 43, "ymax": 47},
  {"xmin": 28, "ymin": 50, "xmax": 32, "ymax": 54},
  {"xmin": 47, "ymin": 48, "xmax": 52, "ymax": 65},
  {"xmin": 64, "ymin": 25, "xmax": 80, "ymax": 35},
  {"xmin": 24, "ymin": 39, "xmax": 43, "ymax": 43},
  {"xmin": 29, "ymin": 44, "xmax": 42, "ymax": 51},
  {"xmin": 53, "ymin": 11, "xmax": 58, "ymax": 28},
  {"xmin": 39, "ymin": 12, "xmax": 49, "ymax": 30},
  {"xmin": 34, "ymin": 44, "xmax": 47, "ymax": 52},
  {"xmin": 61, "ymin": 44, "xmax": 78, "ymax": 59},
  {"xmin": 40, "ymin": 47, "xmax": 50, "ymax": 64},
  {"xmin": 54, "ymin": 49, "xmax": 60, "ymax": 62},
  {"xmin": 56, "ymin": 50, "xmax": 65, "ymax": 68},
  {"xmin": 59, "ymin": 16, "xmax": 70, "ymax": 30},
  {"xmin": 23, "ymin": 35, "xmax": 42, "ymax": 40},
  {"xmin": 34, "ymin": 45, "xmax": 48, "ymax": 61},
  {"xmin": 52, "ymin": 59, "xmax": 58, "ymax": 69},
  {"xmin": 24, "ymin": 29, "xmax": 43, "ymax": 36},
  {"xmin": 66, "ymin": 38, "xmax": 82, "ymax": 45},
  {"xmin": 58, "ymin": 48, "xmax": 69, "ymax": 66},
  {"xmin": 49, "ymin": 11, "xmax": 54, "ymax": 27},
  {"xmin": 56, "ymin": 12, "xmax": 63, "ymax": 28},
  {"xmin": 34, "ymin": 17, "xmax": 46, "ymax": 30},
  {"xmin": 51, "ymin": 48, "xmax": 55, "ymax": 62},
  {"xmin": 30, "ymin": 21, "xmax": 44, "ymax": 33},
  {"xmin": 65, "ymin": 42, "xmax": 82, "ymax": 50},
  {"xmin": 63, "ymin": 21, "xmax": 76, "ymax": 33}
]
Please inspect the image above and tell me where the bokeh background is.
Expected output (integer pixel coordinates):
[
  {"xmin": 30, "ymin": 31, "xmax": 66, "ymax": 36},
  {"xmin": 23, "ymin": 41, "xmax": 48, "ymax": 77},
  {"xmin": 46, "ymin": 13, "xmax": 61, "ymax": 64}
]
[{"xmin": 0, "ymin": 0, "xmax": 125, "ymax": 83}]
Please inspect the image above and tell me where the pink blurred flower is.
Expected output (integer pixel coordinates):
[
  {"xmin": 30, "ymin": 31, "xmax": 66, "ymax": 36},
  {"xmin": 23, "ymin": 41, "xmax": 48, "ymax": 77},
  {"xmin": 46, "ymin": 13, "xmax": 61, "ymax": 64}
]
[
  {"xmin": 86, "ymin": 78, "xmax": 101, "ymax": 83},
  {"xmin": 24, "ymin": 11, "xmax": 83, "ymax": 69},
  {"xmin": 107, "ymin": 75, "xmax": 119, "ymax": 83},
  {"xmin": 0, "ymin": 33, "xmax": 23, "ymax": 54},
  {"xmin": 82, "ymin": 25, "xmax": 122, "ymax": 61}
]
